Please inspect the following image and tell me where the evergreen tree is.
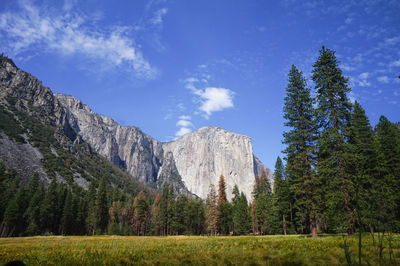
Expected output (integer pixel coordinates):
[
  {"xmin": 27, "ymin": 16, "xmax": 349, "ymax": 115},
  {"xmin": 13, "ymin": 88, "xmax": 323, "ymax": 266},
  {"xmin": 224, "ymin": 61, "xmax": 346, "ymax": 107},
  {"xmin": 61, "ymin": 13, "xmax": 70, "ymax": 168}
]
[
  {"xmin": 95, "ymin": 177, "xmax": 109, "ymax": 234},
  {"xmin": 312, "ymin": 47, "xmax": 354, "ymax": 233},
  {"xmin": 132, "ymin": 191, "xmax": 148, "ymax": 236},
  {"xmin": 1, "ymin": 187, "xmax": 27, "ymax": 237},
  {"xmin": 85, "ymin": 181, "xmax": 97, "ymax": 234},
  {"xmin": 26, "ymin": 183, "xmax": 44, "ymax": 235},
  {"xmin": 252, "ymin": 169, "xmax": 272, "ymax": 234},
  {"xmin": 217, "ymin": 175, "xmax": 232, "ymax": 235},
  {"xmin": 151, "ymin": 193, "xmax": 162, "ymax": 235},
  {"xmin": 206, "ymin": 184, "xmax": 218, "ymax": 236},
  {"xmin": 159, "ymin": 183, "xmax": 174, "ymax": 236},
  {"xmin": 232, "ymin": 188, "xmax": 251, "ymax": 235},
  {"xmin": 283, "ymin": 65, "xmax": 320, "ymax": 237},
  {"xmin": 61, "ymin": 190, "xmax": 74, "ymax": 235},
  {"xmin": 184, "ymin": 199, "xmax": 205, "ymax": 235},
  {"xmin": 271, "ymin": 157, "xmax": 291, "ymax": 235},
  {"xmin": 40, "ymin": 177, "xmax": 58, "ymax": 234},
  {"xmin": 171, "ymin": 194, "xmax": 188, "ymax": 235},
  {"xmin": 376, "ymin": 115, "xmax": 400, "ymax": 230}
]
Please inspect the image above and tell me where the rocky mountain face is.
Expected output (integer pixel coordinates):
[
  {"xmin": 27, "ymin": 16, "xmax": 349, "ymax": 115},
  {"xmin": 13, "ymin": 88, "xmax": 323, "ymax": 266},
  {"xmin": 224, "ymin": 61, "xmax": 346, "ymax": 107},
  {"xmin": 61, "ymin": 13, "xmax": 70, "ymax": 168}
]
[
  {"xmin": 163, "ymin": 127, "xmax": 267, "ymax": 201},
  {"xmin": 0, "ymin": 55, "xmax": 271, "ymax": 200}
]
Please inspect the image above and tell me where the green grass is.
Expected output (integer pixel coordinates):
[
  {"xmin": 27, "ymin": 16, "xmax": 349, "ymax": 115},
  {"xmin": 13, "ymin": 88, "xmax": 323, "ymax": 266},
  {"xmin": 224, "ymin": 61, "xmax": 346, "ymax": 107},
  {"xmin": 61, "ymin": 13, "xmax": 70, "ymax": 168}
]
[{"xmin": 1, "ymin": 235, "xmax": 399, "ymax": 265}]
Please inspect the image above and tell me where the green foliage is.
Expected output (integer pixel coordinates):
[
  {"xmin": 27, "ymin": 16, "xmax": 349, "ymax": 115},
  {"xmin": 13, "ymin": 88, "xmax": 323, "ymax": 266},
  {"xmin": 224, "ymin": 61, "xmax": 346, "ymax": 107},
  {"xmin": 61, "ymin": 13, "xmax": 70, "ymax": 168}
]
[
  {"xmin": 271, "ymin": 157, "xmax": 291, "ymax": 235},
  {"xmin": 312, "ymin": 47, "xmax": 354, "ymax": 233},
  {"xmin": 0, "ymin": 106, "xmax": 25, "ymax": 143},
  {"xmin": 252, "ymin": 169, "xmax": 273, "ymax": 235}
]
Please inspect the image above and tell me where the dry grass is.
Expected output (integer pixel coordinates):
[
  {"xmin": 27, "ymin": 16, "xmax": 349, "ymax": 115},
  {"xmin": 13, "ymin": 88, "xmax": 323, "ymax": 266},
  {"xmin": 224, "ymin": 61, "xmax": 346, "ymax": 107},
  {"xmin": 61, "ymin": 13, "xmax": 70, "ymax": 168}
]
[{"xmin": 0, "ymin": 234, "xmax": 399, "ymax": 265}]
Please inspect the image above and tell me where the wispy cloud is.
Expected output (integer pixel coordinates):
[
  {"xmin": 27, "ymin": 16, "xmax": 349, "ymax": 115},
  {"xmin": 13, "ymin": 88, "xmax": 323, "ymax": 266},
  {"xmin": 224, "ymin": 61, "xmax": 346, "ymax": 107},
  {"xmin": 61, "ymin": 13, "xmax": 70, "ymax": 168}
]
[
  {"xmin": 151, "ymin": 8, "xmax": 168, "ymax": 25},
  {"xmin": 389, "ymin": 60, "xmax": 400, "ymax": 67},
  {"xmin": 0, "ymin": 1, "xmax": 156, "ymax": 78},
  {"xmin": 357, "ymin": 72, "xmax": 371, "ymax": 87},
  {"xmin": 377, "ymin": 76, "xmax": 390, "ymax": 84},
  {"xmin": 175, "ymin": 115, "xmax": 193, "ymax": 138}
]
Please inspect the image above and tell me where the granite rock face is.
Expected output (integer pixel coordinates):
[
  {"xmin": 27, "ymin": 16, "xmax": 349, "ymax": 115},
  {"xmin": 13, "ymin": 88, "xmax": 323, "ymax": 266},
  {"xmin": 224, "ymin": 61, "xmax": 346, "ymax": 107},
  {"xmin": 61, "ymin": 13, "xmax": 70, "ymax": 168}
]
[
  {"xmin": 0, "ymin": 55, "xmax": 271, "ymax": 199},
  {"xmin": 163, "ymin": 127, "xmax": 262, "ymax": 201},
  {"xmin": 55, "ymin": 94, "xmax": 164, "ymax": 185}
]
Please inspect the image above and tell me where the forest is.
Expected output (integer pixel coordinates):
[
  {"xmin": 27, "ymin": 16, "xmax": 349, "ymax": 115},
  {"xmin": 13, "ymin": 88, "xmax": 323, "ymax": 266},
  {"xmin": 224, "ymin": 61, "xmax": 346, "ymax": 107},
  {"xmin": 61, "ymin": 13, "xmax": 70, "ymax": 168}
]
[{"xmin": 0, "ymin": 47, "xmax": 399, "ymax": 238}]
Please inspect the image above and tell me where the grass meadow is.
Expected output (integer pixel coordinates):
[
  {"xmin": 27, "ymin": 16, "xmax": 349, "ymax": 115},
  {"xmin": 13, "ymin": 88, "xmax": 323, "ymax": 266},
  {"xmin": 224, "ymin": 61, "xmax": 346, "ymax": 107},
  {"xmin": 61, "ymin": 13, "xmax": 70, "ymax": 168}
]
[{"xmin": 1, "ymin": 234, "xmax": 399, "ymax": 265}]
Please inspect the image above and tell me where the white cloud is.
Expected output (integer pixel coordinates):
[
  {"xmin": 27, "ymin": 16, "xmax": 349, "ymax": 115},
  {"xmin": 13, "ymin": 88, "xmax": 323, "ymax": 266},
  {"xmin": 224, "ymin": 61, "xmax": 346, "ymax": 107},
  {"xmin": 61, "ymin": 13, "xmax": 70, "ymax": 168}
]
[
  {"xmin": 0, "ymin": 1, "xmax": 156, "ymax": 78},
  {"xmin": 385, "ymin": 36, "xmax": 400, "ymax": 45},
  {"xmin": 357, "ymin": 72, "xmax": 371, "ymax": 87},
  {"xmin": 194, "ymin": 87, "xmax": 234, "ymax": 118},
  {"xmin": 359, "ymin": 72, "xmax": 369, "ymax": 79},
  {"xmin": 179, "ymin": 115, "xmax": 191, "ymax": 120},
  {"xmin": 175, "ymin": 127, "xmax": 192, "ymax": 138},
  {"xmin": 151, "ymin": 8, "xmax": 168, "ymax": 25},
  {"xmin": 341, "ymin": 64, "xmax": 355, "ymax": 71},
  {"xmin": 377, "ymin": 76, "xmax": 390, "ymax": 83},
  {"xmin": 175, "ymin": 115, "xmax": 193, "ymax": 138},
  {"xmin": 390, "ymin": 60, "xmax": 400, "ymax": 67},
  {"xmin": 176, "ymin": 119, "xmax": 193, "ymax": 127}
]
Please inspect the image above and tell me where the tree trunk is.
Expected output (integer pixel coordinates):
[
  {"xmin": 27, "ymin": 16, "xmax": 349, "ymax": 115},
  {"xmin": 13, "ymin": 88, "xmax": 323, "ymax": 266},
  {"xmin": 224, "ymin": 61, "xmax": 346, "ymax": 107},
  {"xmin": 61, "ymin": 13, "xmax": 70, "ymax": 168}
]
[
  {"xmin": 311, "ymin": 216, "xmax": 318, "ymax": 238},
  {"xmin": 283, "ymin": 215, "xmax": 287, "ymax": 235}
]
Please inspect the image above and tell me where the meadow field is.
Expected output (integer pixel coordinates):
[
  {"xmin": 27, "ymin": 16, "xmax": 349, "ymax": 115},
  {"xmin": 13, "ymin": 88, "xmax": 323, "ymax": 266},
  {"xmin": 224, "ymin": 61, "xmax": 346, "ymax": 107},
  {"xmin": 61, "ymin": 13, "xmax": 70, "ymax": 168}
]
[{"xmin": 0, "ymin": 234, "xmax": 399, "ymax": 265}]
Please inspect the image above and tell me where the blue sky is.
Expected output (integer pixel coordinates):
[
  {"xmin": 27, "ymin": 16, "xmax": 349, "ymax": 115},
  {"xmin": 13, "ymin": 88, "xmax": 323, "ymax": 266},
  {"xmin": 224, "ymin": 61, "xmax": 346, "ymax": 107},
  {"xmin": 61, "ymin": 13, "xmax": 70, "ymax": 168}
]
[{"xmin": 1, "ymin": 0, "xmax": 399, "ymax": 170}]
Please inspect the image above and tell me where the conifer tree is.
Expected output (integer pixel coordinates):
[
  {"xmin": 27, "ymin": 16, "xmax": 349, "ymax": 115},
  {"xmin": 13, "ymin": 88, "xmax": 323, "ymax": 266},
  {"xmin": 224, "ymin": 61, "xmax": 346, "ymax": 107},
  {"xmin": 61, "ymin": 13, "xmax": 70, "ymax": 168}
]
[
  {"xmin": 151, "ymin": 193, "xmax": 162, "ymax": 235},
  {"xmin": 26, "ymin": 183, "xmax": 44, "ymax": 235},
  {"xmin": 171, "ymin": 194, "xmax": 188, "ymax": 235},
  {"xmin": 217, "ymin": 175, "xmax": 231, "ymax": 235},
  {"xmin": 283, "ymin": 65, "xmax": 320, "ymax": 237},
  {"xmin": 232, "ymin": 187, "xmax": 251, "ymax": 235},
  {"xmin": 85, "ymin": 181, "xmax": 97, "ymax": 234},
  {"xmin": 312, "ymin": 47, "xmax": 354, "ymax": 233},
  {"xmin": 252, "ymin": 169, "xmax": 272, "ymax": 234},
  {"xmin": 159, "ymin": 183, "xmax": 174, "ymax": 235},
  {"xmin": 206, "ymin": 184, "xmax": 218, "ymax": 235},
  {"xmin": 40, "ymin": 177, "xmax": 58, "ymax": 234},
  {"xmin": 271, "ymin": 157, "xmax": 291, "ymax": 235},
  {"xmin": 95, "ymin": 177, "xmax": 109, "ymax": 234},
  {"xmin": 132, "ymin": 191, "xmax": 148, "ymax": 236},
  {"xmin": 61, "ymin": 190, "xmax": 74, "ymax": 235},
  {"xmin": 376, "ymin": 115, "xmax": 400, "ymax": 230}
]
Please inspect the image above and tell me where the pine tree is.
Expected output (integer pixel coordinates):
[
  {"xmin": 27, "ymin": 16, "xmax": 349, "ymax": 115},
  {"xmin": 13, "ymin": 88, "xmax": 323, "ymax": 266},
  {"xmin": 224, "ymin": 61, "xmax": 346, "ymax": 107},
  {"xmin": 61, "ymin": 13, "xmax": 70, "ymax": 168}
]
[
  {"xmin": 159, "ymin": 183, "xmax": 174, "ymax": 236},
  {"xmin": 85, "ymin": 181, "xmax": 97, "ymax": 235},
  {"xmin": 346, "ymin": 102, "xmax": 378, "ymax": 233},
  {"xmin": 61, "ymin": 190, "xmax": 74, "ymax": 235},
  {"xmin": 132, "ymin": 191, "xmax": 148, "ymax": 236},
  {"xmin": 171, "ymin": 194, "xmax": 188, "ymax": 235},
  {"xmin": 232, "ymin": 187, "xmax": 251, "ymax": 235},
  {"xmin": 151, "ymin": 193, "xmax": 162, "ymax": 235},
  {"xmin": 40, "ymin": 177, "xmax": 58, "ymax": 234},
  {"xmin": 26, "ymin": 183, "xmax": 44, "ymax": 235},
  {"xmin": 95, "ymin": 177, "xmax": 109, "ymax": 234},
  {"xmin": 376, "ymin": 115, "xmax": 400, "ymax": 230},
  {"xmin": 206, "ymin": 184, "xmax": 218, "ymax": 235},
  {"xmin": 232, "ymin": 185, "xmax": 240, "ymax": 234},
  {"xmin": 217, "ymin": 175, "xmax": 232, "ymax": 235},
  {"xmin": 271, "ymin": 157, "xmax": 291, "ymax": 235},
  {"xmin": 283, "ymin": 65, "xmax": 321, "ymax": 237},
  {"xmin": 312, "ymin": 47, "xmax": 354, "ymax": 233},
  {"xmin": 252, "ymin": 169, "xmax": 272, "ymax": 234}
]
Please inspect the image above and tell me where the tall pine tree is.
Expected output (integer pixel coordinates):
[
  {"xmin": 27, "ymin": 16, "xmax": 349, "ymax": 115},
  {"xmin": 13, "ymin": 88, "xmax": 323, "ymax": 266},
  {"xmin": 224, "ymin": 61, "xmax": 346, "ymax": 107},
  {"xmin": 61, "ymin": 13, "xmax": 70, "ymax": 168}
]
[
  {"xmin": 283, "ymin": 65, "xmax": 320, "ymax": 237},
  {"xmin": 312, "ymin": 47, "xmax": 354, "ymax": 233}
]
